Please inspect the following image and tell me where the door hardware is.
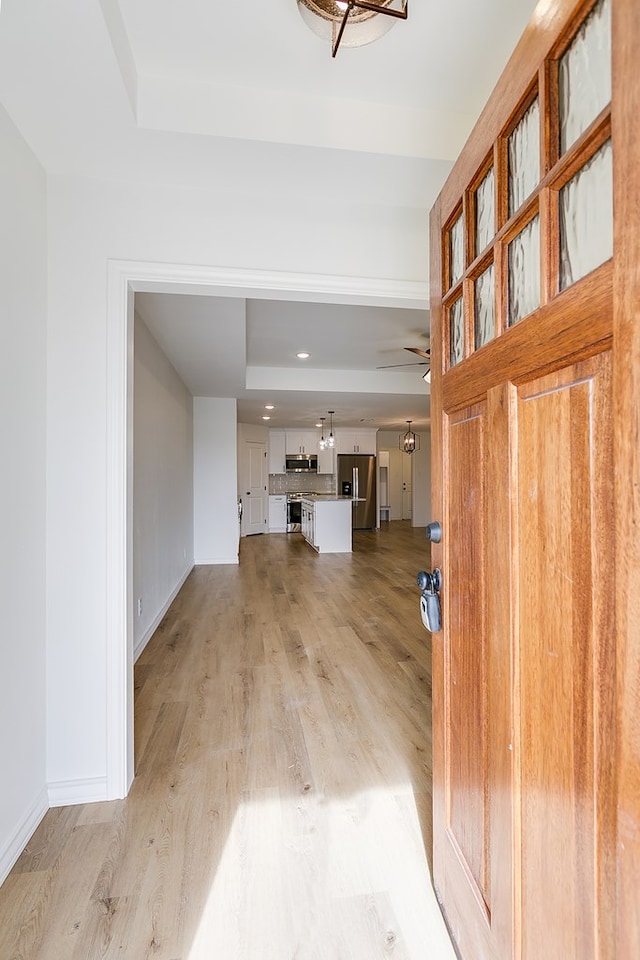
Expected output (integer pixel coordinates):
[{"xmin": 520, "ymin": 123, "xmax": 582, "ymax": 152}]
[
  {"xmin": 426, "ymin": 521, "xmax": 442, "ymax": 543},
  {"xmin": 416, "ymin": 567, "xmax": 442, "ymax": 633}
]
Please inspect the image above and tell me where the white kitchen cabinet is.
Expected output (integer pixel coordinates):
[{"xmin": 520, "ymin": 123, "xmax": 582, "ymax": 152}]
[
  {"xmin": 335, "ymin": 429, "xmax": 377, "ymax": 454},
  {"xmin": 268, "ymin": 494, "xmax": 287, "ymax": 532},
  {"xmin": 268, "ymin": 430, "xmax": 286, "ymax": 475},
  {"xmin": 301, "ymin": 497, "xmax": 351, "ymax": 553},
  {"xmin": 285, "ymin": 430, "xmax": 318, "ymax": 455},
  {"xmin": 301, "ymin": 501, "xmax": 315, "ymax": 545},
  {"xmin": 317, "ymin": 445, "xmax": 335, "ymax": 475}
]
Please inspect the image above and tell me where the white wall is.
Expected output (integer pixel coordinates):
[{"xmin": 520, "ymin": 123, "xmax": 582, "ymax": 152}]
[
  {"xmin": 412, "ymin": 430, "xmax": 431, "ymax": 527},
  {"xmin": 193, "ymin": 398, "xmax": 239, "ymax": 564},
  {"xmin": 133, "ymin": 315, "xmax": 194, "ymax": 660},
  {"xmin": 43, "ymin": 171, "xmax": 426, "ymax": 800},
  {"xmin": 0, "ymin": 106, "xmax": 48, "ymax": 881}
]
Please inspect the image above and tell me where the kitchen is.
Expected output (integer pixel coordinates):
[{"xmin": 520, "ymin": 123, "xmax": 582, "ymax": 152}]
[
  {"xmin": 268, "ymin": 426, "xmax": 376, "ymax": 553},
  {"xmin": 248, "ymin": 422, "xmax": 423, "ymax": 553}
]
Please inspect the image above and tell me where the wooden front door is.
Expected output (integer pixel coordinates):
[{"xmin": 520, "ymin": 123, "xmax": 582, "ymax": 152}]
[{"xmin": 428, "ymin": 1, "xmax": 638, "ymax": 957}]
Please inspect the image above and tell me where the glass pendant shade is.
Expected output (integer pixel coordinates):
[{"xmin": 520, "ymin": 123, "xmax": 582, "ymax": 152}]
[
  {"xmin": 318, "ymin": 417, "xmax": 327, "ymax": 450},
  {"xmin": 400, "ymin": 421, "xmax": 419, "ymax": 455},
  {"xmin": 327, "ymin": 410, "xmax": 335, "ymax": 448},
  {"xmin": 297, "ymin": 0, "xmax": 408, "ymax": 57}
]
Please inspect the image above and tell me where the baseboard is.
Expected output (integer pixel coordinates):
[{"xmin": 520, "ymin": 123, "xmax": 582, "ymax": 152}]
[
  {"xmin": 0, "ymin": 787, "xmax": 48, "ymax": 887},
  {"xmin": 194, "ymin": 556, "xmax": 239, "ymax": 565},
  {"xmin": 133, "ymin": 562, "xmax": 195, "ymax": 662},
  {"xmin": 48, "ymin": 776, "xmax": 109, "ymax": 808}
]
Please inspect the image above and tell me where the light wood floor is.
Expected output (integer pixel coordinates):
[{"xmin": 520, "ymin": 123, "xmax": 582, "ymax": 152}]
[{"xmin": 0, "ymin": 522, "xmax": 456, "ymax": 960}]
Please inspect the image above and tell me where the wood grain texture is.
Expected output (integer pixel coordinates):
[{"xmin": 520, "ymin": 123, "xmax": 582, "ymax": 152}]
[
  {"xmin": 517, "ymin": 355, "xmax": 615, "ymax": 959},
  {"xmin": 429, "ymin": 1, "xmax": 623, "ymax": 957},
  {"xmin": 613, "ymin": 1, "xmax": 640, "ymax": 958},
  {"xmin": 0, "ymin": 524, "xmax": 456, "ymax": 960}
]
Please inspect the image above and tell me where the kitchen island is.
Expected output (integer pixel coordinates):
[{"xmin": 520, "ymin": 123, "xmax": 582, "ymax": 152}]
[{"xmin": 300, "ymin": 496, "xmax": 352, "ymax": 553}]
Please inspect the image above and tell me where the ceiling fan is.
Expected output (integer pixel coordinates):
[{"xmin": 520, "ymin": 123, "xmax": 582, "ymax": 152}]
[{"xmin": 376, "ymin": 347, "xmax": 431, "ymax": 370}]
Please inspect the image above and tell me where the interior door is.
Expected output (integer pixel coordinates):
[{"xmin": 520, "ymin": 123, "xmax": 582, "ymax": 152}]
[
  {"xmin": 428, "ymin": 1, "xmax": 622, "ymax": 957},
  {"xmin": 242, "ymin": 441, "xmax": 266, "ymax": 536},
  {"xmin": 402, "ymin": 453, "xmax": 412, "ymax": 520}
]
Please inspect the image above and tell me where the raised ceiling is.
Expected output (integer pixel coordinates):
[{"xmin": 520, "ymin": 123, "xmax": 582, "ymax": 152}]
[{"xmin": 0, "ymin": 0, "xmax": 539, "ymax": 430}]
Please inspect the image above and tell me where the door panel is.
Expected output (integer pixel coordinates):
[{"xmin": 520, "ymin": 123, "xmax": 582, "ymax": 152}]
[
  {"xmin": 445, "ymin": 403, "xmax": 488, "ymax": 907},
  {"xmin": 244, "ymin": 442, "xmax": 266, "ymax": 536},
  {"xmin": 517, "ymin": 357, "xmax": 614, "ymax": 959},
  {"xmin": 402, "ymin": 454, "xmax": 413, "ymax": 520}
]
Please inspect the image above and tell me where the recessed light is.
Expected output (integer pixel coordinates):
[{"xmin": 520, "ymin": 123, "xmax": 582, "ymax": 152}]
[
  {"xmin": 296, "ymin": 352, "xmax": 310, "ymax": 359},
  {"xmin": 264, "ymin": 404, "xmax": 275, "ymax": 410},
  {"xmin": 262, "ymin": 415, "xmax": 271, "ymax": 421}
]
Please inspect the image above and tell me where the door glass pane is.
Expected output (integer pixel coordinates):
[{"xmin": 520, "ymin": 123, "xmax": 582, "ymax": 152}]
[
  {"xmin": 450, "ymin": 298, "xmax": 464, "ymax": 368},
  {"xmin": 474, "ymin": 264, "xmax": 495, "ymax": 349},
  {"xmin": 509, "ymin": 98, "xmax": 540, "ymax": 216},
  {"xmin": 559, "ymin": 139, "xmax": 612, "ymax": 290},
  {"xmin": 475, "ymin": 167, "xmax": 495, "ymax": 256},
  {"xmin": 450, "ymin": 215, "xmax": 464, "ymax": 286},
  {"xmin": 559, "ymin": 0, "xmax": 611, "ymax": 154},
  {"xmin": 508, "ymin": 216, "xmax": 540, "ymax": 326}
]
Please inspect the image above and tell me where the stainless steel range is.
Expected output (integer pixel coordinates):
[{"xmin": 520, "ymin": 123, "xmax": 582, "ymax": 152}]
[{"xmin": 286, "ymin": 492, "xmax": 313, "ymax": 532}]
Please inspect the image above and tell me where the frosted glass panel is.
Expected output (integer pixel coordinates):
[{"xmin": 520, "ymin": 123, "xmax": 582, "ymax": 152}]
[
  {"xmin": 560, "ymin": 139, "xmax": 612, "ymax": 290},
  {"xmin": 559, "ymin": 0, "xmax": 611, "ymax": 154},
  {"xmin": 475, "ymin": 167, "xmax": 495, "ymax": 256},
  {"xmin": 474, "ymin": 264, "xmax": 495, "ymax": 349},
  {"xmin": 450, "ymin": 215, "xmax": 464, "ymax": 285},
  {"xmin": 509, "ymin": 99, "xmax": 540, "ymax": 216},
  {"xmin": 450, "ymin": 298, "xmax": 464, "ymax": 368},
  {"xmin": 508, "ymin": 216, "xmax": 540, "ymax": 326}
]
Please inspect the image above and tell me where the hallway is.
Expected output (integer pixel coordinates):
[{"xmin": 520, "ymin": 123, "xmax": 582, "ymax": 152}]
[{"xmin": 0, "ymin": 523, "xmax": 455, "ymax": 959}]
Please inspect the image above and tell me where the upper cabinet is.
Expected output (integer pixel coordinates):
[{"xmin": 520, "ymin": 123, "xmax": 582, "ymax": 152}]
[
  {"xmin": 317, "ymin": 445, "xmax": 335, "ymax": 475},
  {"xmin": 335, "ymin": 430, "xmax": 377, "ymax": 455},
  {"xmin": 268, "ymin": 430, "xmax": 286, "ymax": 475},
  {"xmin": 285, "ymin": 430, "xmax": 318, "ymax": 455}
]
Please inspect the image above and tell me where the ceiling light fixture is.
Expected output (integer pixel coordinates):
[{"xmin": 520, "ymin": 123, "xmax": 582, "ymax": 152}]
[
  {"xmin": 297, "ymin": 0, "xmax": 408, "ymax": 58},
  {"xmin": 262, "ymin": 415, "xmax": 271, "ymax": 421},
  {"xmin": 400, "ymin": 420, "xmax": 420, "ymax": 455},
  {"xmin": 296, "ymin": 351, "xmax": 310, "ymax": 359},
  {"xmin": 327, "ymin": 410, "xmax": 335, "ymax": 448},
  {"xmin": 265, "ymin": 404, "xmax": 275, "ymax": 410}
]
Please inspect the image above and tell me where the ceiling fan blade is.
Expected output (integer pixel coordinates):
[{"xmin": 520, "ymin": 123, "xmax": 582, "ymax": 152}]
[
  {"xmin": 404, "ymin": 347, "xmax": 431, "ymax": 360},
  {"xmin": 376, "ymin": 361, "xmax": 429, "ymax": 369}
]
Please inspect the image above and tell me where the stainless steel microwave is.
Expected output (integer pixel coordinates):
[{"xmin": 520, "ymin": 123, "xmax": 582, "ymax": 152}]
[{"xmin": 286, "ymin": 454, "xmax": 318, "ymax": 473}]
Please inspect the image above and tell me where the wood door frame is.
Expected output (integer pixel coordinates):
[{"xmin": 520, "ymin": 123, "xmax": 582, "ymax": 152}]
[
  {"xmin": 429, "ymin": 0, "xmax": 640, "ymax": 956},
  {"xmin": 613, "ymin": 3, "xmax": 640, "ymax": 957}
]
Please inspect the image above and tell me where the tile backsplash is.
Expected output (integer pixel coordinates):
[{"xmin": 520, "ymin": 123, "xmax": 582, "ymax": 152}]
[{"xmin": 269, "ymin": 473, "xmax": 336, "ymax": 496}]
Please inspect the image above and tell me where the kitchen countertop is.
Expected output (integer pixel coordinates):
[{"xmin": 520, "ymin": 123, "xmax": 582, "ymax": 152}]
[{"xmin": 300, "ymin": 495, "xmax": 365, "ymax": 502}]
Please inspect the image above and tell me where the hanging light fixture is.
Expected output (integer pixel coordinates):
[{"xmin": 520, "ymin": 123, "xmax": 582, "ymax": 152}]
[
  {"xmin": 400, "ymin": 420, "xmax": 420, "ymax": 454},
  {"xmin": 297, "ymin": 0, "xmax": 408, "ymax": 58},
  {"xmin": 318, "ymin": 417, "xmax": 327, "ymax": 450},
  {"xmin": 327, "ymin": 411, "xmax": 336, "ymax": 448}
]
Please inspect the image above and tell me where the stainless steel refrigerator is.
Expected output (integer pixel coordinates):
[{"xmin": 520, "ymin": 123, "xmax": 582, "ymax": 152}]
[{"xmin": 337, "ymin": 454, "xmax": 377, "ymax": 530}]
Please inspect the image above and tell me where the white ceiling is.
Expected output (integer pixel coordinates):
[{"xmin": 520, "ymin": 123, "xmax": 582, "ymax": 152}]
[
  {"xmin": 135, "ymin": 293, "xmax": 432, "ymax": 429},
  {"xmin": 0, "ymin": 0, "xmax": 539, "ymax": 431}
]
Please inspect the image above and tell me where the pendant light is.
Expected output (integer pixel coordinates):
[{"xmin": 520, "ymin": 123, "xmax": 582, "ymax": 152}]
[
  {"xmin": 318, "ymin": 417, "xmax": 327, "ymax": 450},
  {"xmin": 400, "ymin": 420, "xmax": 420, "ymax": 454},
  {"xmin": 327, "ymin": 411, "xmax": 335, "ymax": 448},
  {"xmin": 297, "ymin": 0, "xmax": 408, "ymax": 59}
]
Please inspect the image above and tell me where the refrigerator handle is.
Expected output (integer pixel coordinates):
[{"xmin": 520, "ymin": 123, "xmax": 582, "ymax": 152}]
[{"xmin": 353, "ymin": 466, "xmax": 359, "ymax": 500}]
